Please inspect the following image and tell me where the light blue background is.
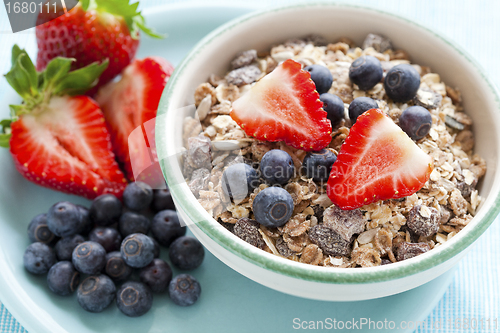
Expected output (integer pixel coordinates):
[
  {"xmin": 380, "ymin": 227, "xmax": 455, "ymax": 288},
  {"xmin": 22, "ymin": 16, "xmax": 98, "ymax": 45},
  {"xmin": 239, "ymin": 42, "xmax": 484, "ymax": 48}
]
[{"xmin": 1, "ymin": 1, "xmax": 499, "ymax": 332}]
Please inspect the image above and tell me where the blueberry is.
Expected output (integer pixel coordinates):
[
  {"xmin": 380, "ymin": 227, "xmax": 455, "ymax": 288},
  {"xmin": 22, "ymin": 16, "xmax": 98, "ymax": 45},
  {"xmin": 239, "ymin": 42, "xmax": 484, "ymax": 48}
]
[
  {"xmin": 252, "ymin": 187, "xmax": 294, "ymax": 228},
  {"xmin": 399, "ymin": 106, "xmax": 432, "ymax": 140},
  {"xmin": 348, "ymin": 97, "xmax": 378, "ymax": 123},
  {"xmin": 104, "ymin": 251, "xmax": 133, "ymax": 282},
  {"xmin": 89, "ymin": 227, "xmax": 122, "ymax": 253},
  {"xmin": 139, "ymin": 258, "xmax": 172, "ymax": 293},
  {"xmin": 221, "ymin": 163, "xmax": 259, "ymax": 202},
  {"xmin": 23, "ymin": 242, "xmax": 57, "ymax": 274},
  {"xmin": 47, "ymin": 201, "xmax": 81, "ymax": 237},
  {"xmin": 304, "ymin": 64, "xmax": 333, "ymax": 94},
  {"xmin": 116, "ymin": 281, "xmax": 153, "ymax": 317},
  {"xmin": 168, "ymin": 274, "xmax": 201, "ymax": 307},
  {"xmin": 120, "ymin": 233, "xmax": 155, "ymax": 268},
  {"xmin": 123, "ymin": 182, "xmax": 154, "ymax": 211},
  {"xmin": 169, "ymin": 236, "xmax": 205, "ymax": 270},
  {"xmin": 47, "ymin": 261, "xmax": 80, "ymax": 296},
  {"xmin": 89, "ymin": 194, "xmax": 122, "ymax": 227},
  {"xmin": 77, "ymin": 275, "xmax": 116, "ymax": 313},
  {"xmin": 320, "ymin": 93, "xmax": 345, "ymax": 126},
  {"xmin": 151, "ymin": 237, "xmax": 160, "ymax": 258},
  {"xmin": 302, "ymin": 149, "xmax": 337, "ymax": 182},
  {"xmin": 72, "ymin": 241, "xmax": 106, "ymax": 274},
  {"xmin": 151, "ymin": 188, "xmax": 175, "ymax": 212},
  {"xmin": 119, "ymin": 212, "xmax": 151, "ymax": 237},
  {"xmin": 259, "ymin": 150, "xmax": 294, "ymax": 185},
  {"xmin": 76, "ymin": 205, "xmax": 93, "ymax": 236},
  {"xmin": 27, "ymin": 213, "xmax": 57, "ymax": 245},
  {"xmin": 384, "ymin": 64, "xmax": 420, "ymax": 103},
  {"xmin": 151, "ymin": 210, "xmax": 186, "ymax": 247},
  {"xmin": 55, "ymin": 234, "xmax": 85, "ymax": 261},
  {"xmin": 349, "ymin": 55, "xmax": 383, "ymax": 91}
]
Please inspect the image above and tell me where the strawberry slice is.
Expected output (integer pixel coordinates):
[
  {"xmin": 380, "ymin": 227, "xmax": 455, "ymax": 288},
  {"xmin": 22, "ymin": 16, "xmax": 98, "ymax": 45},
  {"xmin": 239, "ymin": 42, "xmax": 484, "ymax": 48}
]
[
  {"xmin": 2, "ymin": 46, "xmax": 127, "ymax": 199},
  {"xmin": 96, "ymin": 57, "xmax": 174, "ymax": 184},
  {"xmin": 230, "ymin": 59, "xmax": 332, "ymax": 151},
  {"xmin": 327, "ymin": 108, "xmax": 433, "ymax": 210}
]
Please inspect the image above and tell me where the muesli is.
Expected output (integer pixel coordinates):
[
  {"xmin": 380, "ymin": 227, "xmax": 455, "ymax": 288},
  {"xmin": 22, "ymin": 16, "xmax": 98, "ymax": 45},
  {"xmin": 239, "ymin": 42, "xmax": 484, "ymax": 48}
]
[{"xmin": 182, "ymin": 33, "xmax": 486, "ymax": 268}]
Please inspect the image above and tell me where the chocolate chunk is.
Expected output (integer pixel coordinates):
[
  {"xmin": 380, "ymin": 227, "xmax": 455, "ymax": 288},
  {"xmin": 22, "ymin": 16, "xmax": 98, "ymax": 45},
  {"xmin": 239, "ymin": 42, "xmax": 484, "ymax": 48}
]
[
  {"xmin": 275, "ymin": 237, "xmax": 295, "ymax": 257},
  {"xmin": 308, "ymin": 224, "xmax": 351, "ymax": 256},
  {"xmin": 396, "ymin": 242, "xmax": 430, "ymax": 261},
  {"xmin": 234, "ymin": 218, "xmax": 265, "ymax": 250},
  {"xmin": 415, "ymin": 87, "xmax": 442, "ymax": 109},
  {"xmin": 323, "ymin": 205, "xmax": 366, "ymax": 241},
  {"xmin": 312, "ymin": 205, "xmax": 325, "ymax": 222},
  {"xmin": 187, "ymin": 135, "xmax": 212, "ymax": 168},
  {"xmin": 231, "ymin": 49, "xmax": 257, "ymax": 69},
  {"xmin": 218, "ymin": 218, "xmax": 235, "ymax": 233},
  {"xmin": 407, "ymin": 205, "xmax": 440, "ymax": 237},
  {"xmin": 362, "ymin": 33, "xmax": 392, "ymax": 52},
  {"xmin": 225, "ymin": 66, "xmax": 261, "ymax": 87},
  {"xmin": 188, "ymin": 168, "xmax": 210, "ymax": 197}
]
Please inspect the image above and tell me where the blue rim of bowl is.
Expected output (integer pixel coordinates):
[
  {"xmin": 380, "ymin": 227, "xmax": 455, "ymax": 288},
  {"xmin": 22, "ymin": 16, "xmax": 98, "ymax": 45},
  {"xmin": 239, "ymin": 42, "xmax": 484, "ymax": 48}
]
[{"xmin": 158, "ymin": 1, "xmax": 500, "ymax": 284}]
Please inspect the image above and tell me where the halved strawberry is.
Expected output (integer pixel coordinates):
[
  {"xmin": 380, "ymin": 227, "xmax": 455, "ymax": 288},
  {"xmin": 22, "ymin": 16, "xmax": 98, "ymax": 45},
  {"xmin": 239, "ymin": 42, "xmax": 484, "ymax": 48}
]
[
  {"xmin": 230, "ymin": 59, "xmax": 332, "ymax": 151},
  {"xmin": 327, "ymin": 108, "xmax": 433, "ymax": 210},
  {"xmin": 2, "ymin": 46, "xmax": 127, "ymax": 199},
  {"xmin": 96, "ymin": 57, "xmax": 174, "ymax": 184}
]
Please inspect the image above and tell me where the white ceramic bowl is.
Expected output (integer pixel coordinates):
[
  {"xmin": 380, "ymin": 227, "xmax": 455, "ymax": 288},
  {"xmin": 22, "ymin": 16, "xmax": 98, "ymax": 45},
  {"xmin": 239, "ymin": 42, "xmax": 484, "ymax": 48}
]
[{"xmin": 157, "ymin": 3, "xmax": 500, "ymax": 301}]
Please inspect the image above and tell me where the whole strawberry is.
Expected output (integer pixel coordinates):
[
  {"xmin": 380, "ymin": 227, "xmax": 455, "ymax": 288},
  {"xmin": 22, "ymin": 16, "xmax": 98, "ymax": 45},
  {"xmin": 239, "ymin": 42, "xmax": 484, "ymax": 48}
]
[
  {"xmin": 35, "ymin": 0, "xmax": 163, "ymax": 94},
  {"xmin": 1, "ymin": 45, "xmax": 128, "ymax": 199}
]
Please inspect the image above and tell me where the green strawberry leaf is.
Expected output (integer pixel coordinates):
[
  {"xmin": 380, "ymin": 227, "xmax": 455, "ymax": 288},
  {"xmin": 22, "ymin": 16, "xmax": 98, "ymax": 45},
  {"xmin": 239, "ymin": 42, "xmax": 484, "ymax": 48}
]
[
  {"xmin": 53, "ymin": 60, "xmax": 109, "ymax": 96},
  {"xmin": 0, "ymin": 133, "xmax": 11, "ymax": 148},
  {"xmin": 42, "ymin": 57, "xmax": 75, "ymax": 91},
  {"xmin": 4, "ymin": 46, "xmax": 39, "ymax": 101},
  {"xmin": 79, "ymin": 0, "xmax": 90, "ymax": 10},
  {"xmin": 0, "ymin": 119, "xmax": 12, "ymax": 148}
]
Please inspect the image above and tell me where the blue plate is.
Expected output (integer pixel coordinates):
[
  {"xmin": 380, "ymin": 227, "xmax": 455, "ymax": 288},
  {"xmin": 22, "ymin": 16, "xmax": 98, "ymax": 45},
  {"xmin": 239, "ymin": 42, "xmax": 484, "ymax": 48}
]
[{"xmin": 0, "ymin": 3, "xmax": 453, "ymax": 332}]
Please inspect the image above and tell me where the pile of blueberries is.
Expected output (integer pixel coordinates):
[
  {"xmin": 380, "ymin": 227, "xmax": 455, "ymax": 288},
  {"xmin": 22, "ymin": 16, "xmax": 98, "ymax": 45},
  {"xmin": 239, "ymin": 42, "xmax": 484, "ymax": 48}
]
[
  {"xmin": 23, "ymin": 182, "xmax": 204, "ymax": 317},
  {"xmin": 305, "ymin": 55, "xmax": 432, "ymax": 141}
]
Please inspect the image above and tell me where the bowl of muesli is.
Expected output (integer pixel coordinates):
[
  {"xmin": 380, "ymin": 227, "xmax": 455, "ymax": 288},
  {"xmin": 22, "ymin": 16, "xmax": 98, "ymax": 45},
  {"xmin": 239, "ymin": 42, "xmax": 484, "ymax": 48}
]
[{"xmin": 156, "ymin": 3, "xmax": 500, "ymax": 301}]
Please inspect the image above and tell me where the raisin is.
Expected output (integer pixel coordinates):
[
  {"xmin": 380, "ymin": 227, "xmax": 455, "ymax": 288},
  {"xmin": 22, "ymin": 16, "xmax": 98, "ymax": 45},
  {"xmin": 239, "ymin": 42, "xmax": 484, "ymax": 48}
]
[
  {"xmin": 312, "ymin": 205, "xmax": 324, "ymax": 221},
  {"xmin": 187, "ymin": 135, "xmax": 212, "ymax": 169},
  {"xmin": 308, "ymin": 224, "xmax": 351, "ymax": 256},
  {"xmin": 396, "ymin": 242, "xmax": 430, "ymax": 261},
  {"xmin": 233, "ymin": 218, "xmax": 265, "ymax": 250},
  {"xmin": 406, "ymin": 205, "xmax": 440, "ymax": 237},
  {"xmin": 275, "ymin": 237, "xmax": 295, "ymax": 257},
  {"xmin": 362, "ymin": 33, "xmax": 392, "ymax": 52},
  {"xmin": 381, "ymin": 258, "xmax": 392, "ymax": 265},
  {"xmin": 457, "ymin": 178, "xmax": 478, "ymax": 199},
  {"xmin": 304, "ymin": 34, "xmax": 327, "ymax": 46},
  {"xmin": 188, "ymin": 168, "xmax": 210, "ymax": 197},
  {"xmin": 323, "ymin": 205, "xmax": 366, "ymax": 241},
  {"xmin": 399, "ymin": 225, "xmax": 419, "ymax": 243},
  {"xmin": 225, "ymin": 66, "xmax": 261, "ymax": 87},
  {"xmin": 231, "ymin": 49, "xmax": 257, "ymax": 69},
  {"xmin": 439, "ymin": 206, "xmax": 452, "ymax": 224},
  {"xmin": 218, "ymin": 218, "xmax": 235, "ymax": 233}
]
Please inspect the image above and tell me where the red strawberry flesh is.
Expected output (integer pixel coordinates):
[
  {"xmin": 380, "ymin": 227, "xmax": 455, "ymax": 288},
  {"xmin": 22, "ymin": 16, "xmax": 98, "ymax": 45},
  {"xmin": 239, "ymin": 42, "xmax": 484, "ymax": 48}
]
[{"xmin": 327, "ymin": 108, "xmax": 433, "ymax": 210}]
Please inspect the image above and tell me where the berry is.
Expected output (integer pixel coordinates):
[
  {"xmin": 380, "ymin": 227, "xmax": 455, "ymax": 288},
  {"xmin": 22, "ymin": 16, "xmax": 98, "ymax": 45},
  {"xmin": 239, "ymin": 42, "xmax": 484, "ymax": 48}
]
[
  {"xmin": 116, "ymin": 281, "xmax": 153, "ymax": 317},
  {"xmin": 231, "ymin": 59, "xmax": 332, "ymax": 151},
  {"xmin": 23, "ymin": 242, "xmax": 57, "ymax": 274},
  {"xmin": 120, "ymin": 233, "xmax": 155, "ymax": 268},
  {"xmin": 27, "ymin": 213, "xmax": 57, "ymax": 245},
  {"xmin": 47, "ymin": 261, "xmax": 80, "ymax": 296},
  {"xmin": 169, "ymin": 236, "xmax": 205, "ymax": 270},
  {"xmin": 96, "ymin": 57, "xmax": 173, "ymax": 182},
  {"xmin": 169, "ymin": 274, "xmax": 201, "ymax": 307},
  {"xmin": 304, "ymin": 64, "xmax": 333, "ymax": 94},
  {"xmin": 89, "ymin": 194, "xmax": 122, "ymax": 227},
  {"xmin": 119, "ymin": 212, "xmax": 151, "ymax": 237},
  {"xmin": 252, "ymin": 187, "xmax": 294, "ymax": 228},
  {"xmin": 320, "ymin": 93, "xmax": 345, "ymax": 126},
  {"xmin": 123, "ymin": 182, "xmax": 154, "ymax": 211},
  {"xmin": 399, "ymin": 106, "xmax": 432, "ymax": 141},
  {"xmin": 349, "ymin": 55, "xmax": 383, "ymax": 91},
  {"xmin": 5, "ymin": 46, "xmax": 127, "ymax": 200},
  {"xmin": 302, "ymin": 149, "xmax": 337, "ymax": 182},
  {"xmin": 348, "ymin": 97, "xmax": 378, "ymax": 123},
  {"xmin": 104, "ymin": 251, "xmax": 133, "ymax": 282},
  {"xmin": 72, "ymin": 241, "xmax": 107, "ymax": 274},
  {"xmin": 327, "ymin": 109, "xmax": 433, "ymax": 210},
  {"xmin": 89, "ymin": 227, "xmax": 122, "ymax": 253},
  {"xmin": 47, "ymin": 201, "xmax": 81, "ymax": 238},
  {"xmin": 139, "ymin": 258, "xmax": 173, "ymax": 293},
  {"xmin": 221, "ymin": 163, "xmax": 260, "ymax": 202},
  {"xmin": 260, "ymin": 150, "xmax": 294, "ymax": 185},
  {"xmin": 55, "ymin": 234, "xmax": 85, "ymax": 261},
  {"xmin": 76, "ymin": 205, "xmax": 93, "ymax": 236},
  {"xmin": 384, "ymin": 64, "xmax": 420, "ymax": 103},
  {"xmin": 152, "ymin": 238, "xmax": 161, "ymax": 258},
  {"xmin": 151, "ymin": 188, "xmax": 175, "ymax": 212},
  {"xmin": 77, "ymin": 275, "xmax": 116, "ymax": 313},
  {"xmin": 151, "ymin": 210, "xmax": 186, "ymax": 247}
]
